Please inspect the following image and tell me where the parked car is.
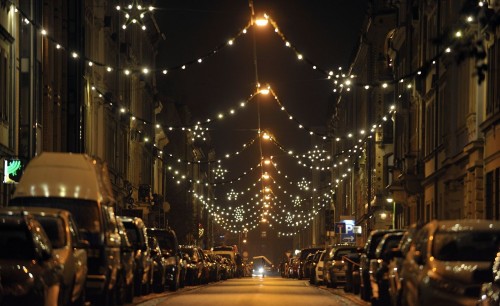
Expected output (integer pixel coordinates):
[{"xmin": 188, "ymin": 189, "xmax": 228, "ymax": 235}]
[
  {"xmin": 203, "ymin": 250, "xmax": 222, "ymax": 282},
  {"xmin": 359, "ymin": 229, "xmax": 404, "ymax": 301},
  {"xmin": 148, "ymin": 236, "xmax": 168, "ymax": 293},
  {"xmin": 309, "ymin": 250, "xmax": 326, "ymax": 285},
  {"xmin": 297, "ymin": 247, "xmax": 323, "ymax": 279},
  {"xmin": 387, "ymin": 223, "xmax": 422, "ymax": 306},
  {"xmin": 213, "ymin": 245, "xmax": 237, "ymax": 278},
  {"xmin": 4, "ymin": 207, "xmax": 89, "ymax": 306},
  {"xmin": 478, "ymin": 245, "xmax": 500, "ymax": 305},
  {"xmin": 400, "ymin": 219, "xmax": 500, "ymax": 306},
  {"xmin": 10, "ymin": 152, "xmax": 122, "ymax": 306},
  {"xmin": 0, "ymin": 210, "xmax": 62, "ymax": 306},
  {"xmin": 116, "ymin": 216, "xmax": 135, "ymax": 304},
  {"xmin": 119, "ymin": 216, "xmax": 153, "ymax": 296},
  {"xmin": 147, "ymin": 227, "xmax": 182, "ymax": 291},
  {"xmin": 370, "ymin": 231, "xmax": 405, "ymax": 305},
  {"xmin": 324, "ymin": 245, "xmax": 358, "ymax": 288},
  {"xmin": 302, "ymin": 253, "xmax": 316, "ymax": 280},
  {"xmin": 289, "ymin": 257, "xmax": 300, "ymax": 278},
  {"xmin": 217, "ymin": 255, "xmax": 231, "ymax": 280},
  {"xmin": 181, "ymin": 245, "xmax": 209, "ymax": 285}
]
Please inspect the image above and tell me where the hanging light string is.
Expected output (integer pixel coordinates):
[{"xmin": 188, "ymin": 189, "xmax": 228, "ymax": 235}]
[
  {"xmin": 162, "ymin": 131, "xmax": 259, "ymax": 164},
  {"xmin": 9, "ymin": 0, "xmax": 494, "ymax": 90}
]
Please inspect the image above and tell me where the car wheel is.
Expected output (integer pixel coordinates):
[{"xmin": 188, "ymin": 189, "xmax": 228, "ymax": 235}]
[
  {"xmin": 141, "ymin": 278, "xmax": 150, "ymax": 296},
  {"xmin": 72, "ymin": 285, "xmax": 86, "ymax": 306},
  {"xmin": 125, "ymin": 278, "xmax": 134, "ymax": 304},
  {"xmin": 115, "ymin": 273, "xmax": 126, "ymax": 306},
  {"xmin": 169, "ymin": 273, "xmax": 179, "ymax": 292}
]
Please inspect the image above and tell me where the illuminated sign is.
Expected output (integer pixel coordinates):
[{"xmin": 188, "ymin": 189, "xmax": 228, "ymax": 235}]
[{"xmin": 3, "ymin": 159, "xmax": 24, "ymax": 184}]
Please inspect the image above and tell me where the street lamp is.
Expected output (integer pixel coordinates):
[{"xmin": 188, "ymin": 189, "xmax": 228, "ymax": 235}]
[
  {"xmin": 387, "ymin": 198, "xmax": 395, "ymax": 229},
  {"xmin": 254, "ymin": 13, "xmax": 269, "ymax": 27}
]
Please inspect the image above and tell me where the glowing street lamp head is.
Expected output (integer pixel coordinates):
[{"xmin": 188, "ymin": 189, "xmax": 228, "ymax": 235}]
[
  {"xmin": 259, "ymin": 88, "xmax": 270, "ymax": 95},
  {"xmin": 254, "ymin": 14, "xmax": 269, "ymax": 26},
  {"xmin": 255, "ymin": 19, "xmax": 268, "ymax": 26}
]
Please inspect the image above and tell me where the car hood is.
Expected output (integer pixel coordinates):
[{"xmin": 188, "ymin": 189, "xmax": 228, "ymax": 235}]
[
  {"xmin": 431, "ymin": 260, "xmax": 491, "ymax": 283},
  {"xmin": 0, "ymin": 260, "xmax": 42, "ymax": 294}
]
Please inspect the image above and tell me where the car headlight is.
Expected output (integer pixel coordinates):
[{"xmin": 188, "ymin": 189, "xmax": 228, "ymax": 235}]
[
  {"xmin": 258, "ymin": 268, "xmax": 264, "ymax": 273},
  {"xmin": 165, "ymin": 256, "xmax": 177, "ymax": 266}
]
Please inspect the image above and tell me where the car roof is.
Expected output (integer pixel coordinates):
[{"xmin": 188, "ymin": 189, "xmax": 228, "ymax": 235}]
[
  {"xmin": 4, "ymin": 206, "xmax": 71, "ymax": 219},
  {"xmin": 429, "ymin": 219, "xmax": 500, "ymax": 231}
]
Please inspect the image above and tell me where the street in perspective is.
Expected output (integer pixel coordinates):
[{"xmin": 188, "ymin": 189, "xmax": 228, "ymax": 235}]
[
  {"xmin": 1, "ymin": 1, "xmax": 500, "ymax": 306},
  {"xmin": 132, "ymin": 276, "xmax": 367, "ymax": 306}
]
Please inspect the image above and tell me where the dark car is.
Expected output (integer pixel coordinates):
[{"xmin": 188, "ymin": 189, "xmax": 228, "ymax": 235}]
[
  {"xmin": 302, "ymin": 253, "xmax": 316, "ymax": 280},
  {"xmin": 359, "ymin": 229, "xmax": 404, "ymax": 302},
  {"xmin": 116, "ymin": 216, "xmax": 135, "ymax": 304},
  {"xmin": 297, "ymin": 247, "xmax": 323, "ymax": 279},
  {"xmin": 6, "ymin": 207, "xmax": 89, "ymax": 306},
  {"xmin": 181, "ymin": 245, "xmax": 209, "ymax": 285},
  {"xmin": 203, "ymin": 250, "xmax": 222, "ymax": 282},
  {"xmin": 119, "ymin": 216, "xmax": 153, "ymax": 296},
  {"xmin": 0, "ymin": 210, "xmax": 62, "ymax": 306},
  {"xmin": 147, "ymin": 227, "xmax": 182, "ymax": 291},
  {"xmin": 324, "ymin": 245, "xmax": 358, "ymax": 288},
  {"xmin": 387, "ymin": 223, "xmax": 422, "ymax": 306},
  {"xmin": 148, "ymin": 236, "xmax": 168, "ymax": 292},
  {"xmin": 9, "ymin": 198, "xmax": 122, "ymax": 306},
  {"xmin": 370, "ymin": 231, "xmax": 405, "ymax": 305},
  {"xmin": 479, "ymin": 245, "xmax": 500, "ymax": 305}
]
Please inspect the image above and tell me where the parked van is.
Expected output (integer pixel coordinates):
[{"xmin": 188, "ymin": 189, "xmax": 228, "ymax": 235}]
[{"xmin": 9, "ymin": 152, "xmax": 122, "ymax": 306}]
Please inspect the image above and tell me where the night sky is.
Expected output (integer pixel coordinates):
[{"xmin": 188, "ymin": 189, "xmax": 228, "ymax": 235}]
[{"xmin": 154, "ymin": 0, "xmax": 368, "ymax": 262}]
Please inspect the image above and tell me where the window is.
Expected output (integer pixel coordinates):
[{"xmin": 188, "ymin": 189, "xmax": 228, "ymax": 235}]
[
  {"xmin": 486, "ymin": 39, "xmax": 500, "ymax": 116},
  {"xmin": 485, "ymin": 168, "xmax": 499, "ymax": 220},
  {"xmin": 0, "ymin": 47, "xmax": 7, "ymax": 121},
  {"xmin": 425, "ymin": 99, "xmax": 435, "ymax": 155}
]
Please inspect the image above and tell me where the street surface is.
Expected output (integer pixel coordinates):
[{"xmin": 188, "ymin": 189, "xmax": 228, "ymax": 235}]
[{"xmin": 132, "ymin": 277, "xmax": 368, "ymax": 306}]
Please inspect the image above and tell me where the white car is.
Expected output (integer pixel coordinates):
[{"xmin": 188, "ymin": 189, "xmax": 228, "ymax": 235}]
[
  {"xmin": 311, "ymin": 250, "xmax": 326, "ymax": 285},
  {"xmin": 401, "ymin": 219, "xmax": 500, "ymax": 306}
]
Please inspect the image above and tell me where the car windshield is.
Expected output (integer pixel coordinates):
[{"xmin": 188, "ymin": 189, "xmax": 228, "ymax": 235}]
[
  {"xmin": 0, "ymin": 223, "xmax": 36, "ymax": 260},
  {"xmin": 433, "ymin": 230, "xmax": 500, "ymax": 261},
  {"xmin": 148, "ymin": 230, "xmax": 176, "ymax": 252},
  {"xmin": 37, "ymin": 216, "xmax": 66, "ymax": 248},
  {"xmin": 10, "ymin": 197, "xmax": 101, "ymax": 234}
]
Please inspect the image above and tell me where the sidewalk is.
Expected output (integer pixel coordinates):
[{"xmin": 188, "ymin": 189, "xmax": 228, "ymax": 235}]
[{"xmin": 319, "ymin": 286, "xmax": 369, "ymax": 306}]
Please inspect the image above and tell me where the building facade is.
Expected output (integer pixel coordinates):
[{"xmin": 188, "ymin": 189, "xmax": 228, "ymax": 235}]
[{"xmin": 328, "ymin": 0, "xmax": 500, "ymax": 244}]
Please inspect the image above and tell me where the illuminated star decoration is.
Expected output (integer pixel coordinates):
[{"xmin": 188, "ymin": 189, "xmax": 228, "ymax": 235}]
[
  {"xmin": 116, "ymin": 0, "xmax": 154, "ymax": 31},
  {"xmin": 297, "ymin": 177, "xmax": 310, "ymax": 191},
  {"xmin": 214, "ymin": 165, "xmax": 228, "ymax": 180},
  {"xmin": 293, "ymin": 196, "xmax": 302, "ymax": 207},
  {"xmin": 227, "ymin": 189, "xmax": 239, "ymax": 201}
]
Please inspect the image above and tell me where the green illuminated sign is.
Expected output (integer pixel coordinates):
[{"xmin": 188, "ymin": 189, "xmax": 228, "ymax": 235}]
[{"xmin": 4, "ymin": 159, "xmax": 23, "ymax": 184}]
